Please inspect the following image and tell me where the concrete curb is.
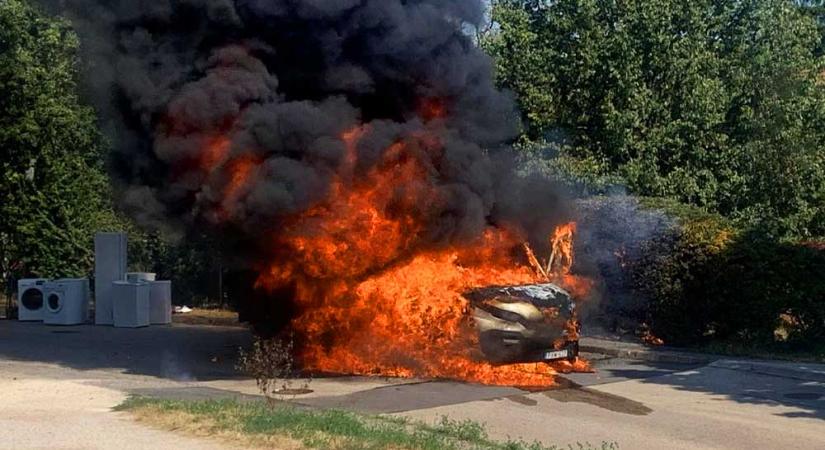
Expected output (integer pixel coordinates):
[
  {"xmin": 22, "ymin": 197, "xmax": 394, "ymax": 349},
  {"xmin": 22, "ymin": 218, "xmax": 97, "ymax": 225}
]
[{"xmin": 580, "ymin": 337, "xmax": 716, "ymax": 365}]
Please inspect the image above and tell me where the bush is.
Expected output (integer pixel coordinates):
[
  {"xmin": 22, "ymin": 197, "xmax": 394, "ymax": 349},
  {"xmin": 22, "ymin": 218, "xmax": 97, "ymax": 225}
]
[
  {"xmin": 626, "ymin": 204, "xmax": 737, "ymax": 344},
  {"xmin": 622, "ymin": 200, "xmax": 825, "ymax": 347},
  {"xmin": 236, "ymin": 335, "xmax": 311, "ymax": 401},
  {"xmin": 707, "ymin": 235, "xmax": 825, "ymax": 346},
  {"xmin": 577, "ymin": 196, "xmax": 825, "ymax": 349},
  {"xmin": 573, "ymin": 196, "xmax": 676, "ymax": 325},
  {"xmin": 128, "ymin": 232, "xmax": 224, "ymax": 308}
]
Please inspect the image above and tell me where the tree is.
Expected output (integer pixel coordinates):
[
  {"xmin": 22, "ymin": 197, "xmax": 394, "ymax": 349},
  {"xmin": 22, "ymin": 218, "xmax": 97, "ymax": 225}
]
[
  {"xmin": 485, "ymin": 0, "xmax": 825, "ymax": 237},
  {"xmin": 0, "ymin": 0, "xmax": 114, "ymax": 279},
  {"xmin": 797, "ymin": 1, "xmax": 825, "ymax": 54}
]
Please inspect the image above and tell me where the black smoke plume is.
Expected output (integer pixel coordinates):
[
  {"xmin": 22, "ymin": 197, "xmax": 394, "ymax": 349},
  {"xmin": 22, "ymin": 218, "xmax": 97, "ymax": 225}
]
[{"xmin": 44, "ymin": 0, "xmax": 569, "ymax": 277}]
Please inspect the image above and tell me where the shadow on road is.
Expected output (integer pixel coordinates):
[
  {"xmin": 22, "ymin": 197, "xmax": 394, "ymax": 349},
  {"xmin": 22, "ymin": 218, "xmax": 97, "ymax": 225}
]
[
  {"xmin": 541, "ymin": 385, "xmax": 653, "ymax": 416},
  {"xmin": 0, "ymin": 320, "xmax": 252, "ymax": 381},
  {"xmin": 616, "ymin": 363, "xmax": 825, "ymax": 420}
]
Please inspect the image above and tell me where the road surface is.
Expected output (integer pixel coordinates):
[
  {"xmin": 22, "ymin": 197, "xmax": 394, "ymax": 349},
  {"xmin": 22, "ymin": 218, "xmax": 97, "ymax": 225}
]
[{"xmin": 1, "ymin": 321, "xmax": 823, "ymax": 449}]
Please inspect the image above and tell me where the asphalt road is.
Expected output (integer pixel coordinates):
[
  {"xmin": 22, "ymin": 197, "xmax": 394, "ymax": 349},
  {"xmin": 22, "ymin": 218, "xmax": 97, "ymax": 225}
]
[
  {"xmin": 1, "ymin": 321, "xmax": 823, "ymax": 449},
  {"xmin": 399, "ymin": 359, "xmax": 825, "ymax": 449}
]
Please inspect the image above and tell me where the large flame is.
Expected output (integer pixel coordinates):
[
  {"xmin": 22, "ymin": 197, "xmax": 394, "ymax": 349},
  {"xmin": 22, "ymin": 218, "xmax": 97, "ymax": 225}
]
[
  {"xmin": 548, "ymin": 222, "xmax": 594, "ymax": 300},
  {"xmin": 233, "ymin": 126, "xmax": 590, "ymax": 388}
]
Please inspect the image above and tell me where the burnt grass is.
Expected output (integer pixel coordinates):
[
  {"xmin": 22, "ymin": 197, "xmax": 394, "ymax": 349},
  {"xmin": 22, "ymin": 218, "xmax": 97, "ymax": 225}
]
[{"xmin": 118, "ymin": 397, "xmax": 618, "ymax": 450}]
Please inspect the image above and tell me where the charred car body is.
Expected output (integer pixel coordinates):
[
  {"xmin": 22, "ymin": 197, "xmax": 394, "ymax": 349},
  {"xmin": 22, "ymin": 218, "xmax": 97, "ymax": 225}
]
[{"xmin": 465, "ymin": 283, "xmax": 580, "ymax": 363}]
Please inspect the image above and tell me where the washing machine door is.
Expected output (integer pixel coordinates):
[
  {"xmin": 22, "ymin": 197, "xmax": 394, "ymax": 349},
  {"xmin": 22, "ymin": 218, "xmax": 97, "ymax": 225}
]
[
  {"xmin": 47, "ymin": 291, "xmax": 64, "ymax": 313},
  {"xmin": 21, "ymin": 288, "xmax": 44, "ymax": 312}
]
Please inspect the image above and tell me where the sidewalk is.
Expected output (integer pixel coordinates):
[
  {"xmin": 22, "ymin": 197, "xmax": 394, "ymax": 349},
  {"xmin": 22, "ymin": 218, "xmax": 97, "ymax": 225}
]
[
  {"xmin": 0, "ymin": 377, "xmax": 233, "ymax": 450},
  {"xmin": 581, "ymin": 336, "xmax": 825, "ymax": 383}
]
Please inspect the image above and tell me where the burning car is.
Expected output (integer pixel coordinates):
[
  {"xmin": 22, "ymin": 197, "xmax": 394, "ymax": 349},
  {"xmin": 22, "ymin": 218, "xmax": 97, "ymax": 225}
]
[
  {"xmin": 76, "ymin": 0, "xmax": 591, "ymax": 386},
  {"xmin": 465, "ymin": 283, "xmax": 580, "ymax": 364}
]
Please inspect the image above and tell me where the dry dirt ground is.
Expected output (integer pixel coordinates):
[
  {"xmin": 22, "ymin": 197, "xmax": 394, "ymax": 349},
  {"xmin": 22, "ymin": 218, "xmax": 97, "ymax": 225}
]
[
  {"xmin": 1, "ymin": 321, "xmax": 824, "ymax": 450},
  {"xmin": 172, "ymin": 308, "xmax": 246, "ymax": 328}
]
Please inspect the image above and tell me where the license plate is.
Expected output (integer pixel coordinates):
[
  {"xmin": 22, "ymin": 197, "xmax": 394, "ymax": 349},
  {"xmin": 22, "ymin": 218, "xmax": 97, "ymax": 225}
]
[{"xmin": 544, "ymin": 350, "xmax": 569, "ymax": 360}]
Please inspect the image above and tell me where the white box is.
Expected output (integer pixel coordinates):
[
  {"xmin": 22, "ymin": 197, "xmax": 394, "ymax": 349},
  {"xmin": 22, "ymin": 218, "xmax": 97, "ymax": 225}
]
[
  {"xmin": 127, "ymin": 272, "xmax": 156, "ymax": 283},
  {"xmin": 112, "ymin": 281, "xmax": 150, "ymax": 328},
  {"xmin": 95, "ymin": 233, "xmax": 127, "ymax": 325},
  {"xmin": 149, "ymin": 281, "xmax": 172, "ymax": 325}
]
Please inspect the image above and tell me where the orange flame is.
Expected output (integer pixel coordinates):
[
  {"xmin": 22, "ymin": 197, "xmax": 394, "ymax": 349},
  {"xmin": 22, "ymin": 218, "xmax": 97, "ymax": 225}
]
[
  {"xmin": 549, "ymin": 223, "xmax": 576, "ymax": 275},
  {"xmin": 224, "ymin": 155, "xmax": 261, "ymax": 203},
  {"xmin": 548, "ymin": 223, "xmax": 593, "ymax": 300},
  {"xmin": 522, "ymin": 222, "xmax": 592, "ymax": 300},
  {"xmin": 418, "ymin": 97, "xmax": 448, "ymax": 122},
  {"xmin": 200, "ymin": 135, "xmax": 231, "ymax": 172},
  {"xmin": 244, "ymin": 127, "xmax": 592, "ymax": 388}
]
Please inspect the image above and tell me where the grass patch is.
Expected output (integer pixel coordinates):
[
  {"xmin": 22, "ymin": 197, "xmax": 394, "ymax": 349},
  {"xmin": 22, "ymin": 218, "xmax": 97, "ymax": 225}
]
[{"xmin": 118, "ymin": 397, "xmax": 618, "ymax": 450}]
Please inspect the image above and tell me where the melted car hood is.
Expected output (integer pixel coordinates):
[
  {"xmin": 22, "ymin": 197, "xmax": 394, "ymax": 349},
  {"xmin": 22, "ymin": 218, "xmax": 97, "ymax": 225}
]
[{"xmin": 463, "ymin": 283, "xmax": 575, "ymax": 316}]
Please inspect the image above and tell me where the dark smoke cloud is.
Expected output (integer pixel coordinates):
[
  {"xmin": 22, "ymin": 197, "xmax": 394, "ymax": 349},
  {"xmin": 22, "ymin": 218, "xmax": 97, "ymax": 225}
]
[{"xmin": 42, "ymin": 0, "xmax": 567, "ymax": 266}]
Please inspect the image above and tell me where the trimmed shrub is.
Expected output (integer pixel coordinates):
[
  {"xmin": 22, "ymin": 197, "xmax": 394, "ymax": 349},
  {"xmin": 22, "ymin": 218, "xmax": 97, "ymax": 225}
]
[
  {"xmin": 626, "ymin": 206, "xmax": 737, "ymax": 344},
  {"xmin": 574, "ymin": 196, "xmax": 676, "ymax": 325},
  {"xmin": 710, "ymin": 235, "xmax": 825, "ymax": 346},
  {"xmin": 578, "ymin": 196, "xmax": 825, "ymax": 348}
]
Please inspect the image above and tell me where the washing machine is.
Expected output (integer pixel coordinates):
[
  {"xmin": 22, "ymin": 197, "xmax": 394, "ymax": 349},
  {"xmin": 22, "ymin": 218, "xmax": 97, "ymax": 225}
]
[
  {"xmin": 17, "ymin": 279, "xmax": 50, "ymax": 321},
  {"xmin": 43, "ymin": 279, "xmax": 90, "ymax": 326}
]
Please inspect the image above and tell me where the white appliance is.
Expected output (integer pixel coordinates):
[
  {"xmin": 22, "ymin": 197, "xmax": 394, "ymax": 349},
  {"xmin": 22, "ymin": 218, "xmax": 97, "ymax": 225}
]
[
  {"xmin": 17, "ymin": 279, "xmax": 49, "ymax": 321},
  {"xmin": 149, "ymin": 281, "xmax": 172, "ymax": 325},
  {"xmin": 43, "ymin": 279, "xmax": 90, "ymax": 326},
  {"xmin": 95, "ymin": 232, "xmax": 127, "ymax": 325},
  {"xmin": 127, "ymin": 272, "xmax": 156, "ymax": 283},
  {"xmin": 112, "ymin": 281, "xmax": 150, "ymax": 328}
]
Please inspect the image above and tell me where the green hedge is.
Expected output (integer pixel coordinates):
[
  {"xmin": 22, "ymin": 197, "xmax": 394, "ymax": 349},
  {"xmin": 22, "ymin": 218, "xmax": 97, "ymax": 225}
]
[
  {"xmin": 580, "ymin": 197, "xmax": 825, "ymax": 349},
  {"xmin": 634, "ymin": 203, "xmax": 825, "ymax": 347},
  {"xmin": 626, "ymin": 205, "xmax": 737, "ymax": 344}
]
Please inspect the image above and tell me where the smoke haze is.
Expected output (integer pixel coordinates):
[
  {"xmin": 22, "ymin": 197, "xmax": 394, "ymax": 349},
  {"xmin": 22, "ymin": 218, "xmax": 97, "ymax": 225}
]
[{"xmin": 43, "ymin": 0, "xmax": 569, "ymax": 270}]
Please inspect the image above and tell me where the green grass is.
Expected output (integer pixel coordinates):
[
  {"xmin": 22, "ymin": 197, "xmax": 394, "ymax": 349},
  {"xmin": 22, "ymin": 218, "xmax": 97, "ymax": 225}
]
[{"xmin": 117, "ymin": 397, "xmax": 618, "ymax": 450}]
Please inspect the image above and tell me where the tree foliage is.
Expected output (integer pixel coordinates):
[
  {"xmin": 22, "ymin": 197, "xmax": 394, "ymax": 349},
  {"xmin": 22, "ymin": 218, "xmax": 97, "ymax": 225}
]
[
  {"xmin": 797, "ymin": 1, "xmax": 825, "ymax": 54},
  {"xmin": 0, "ymin": 0, "xmax": 114, "ymax": 279},
  {"xmin": 485, "ymin": 0, "xmax": 825, "ymax": 237}
]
